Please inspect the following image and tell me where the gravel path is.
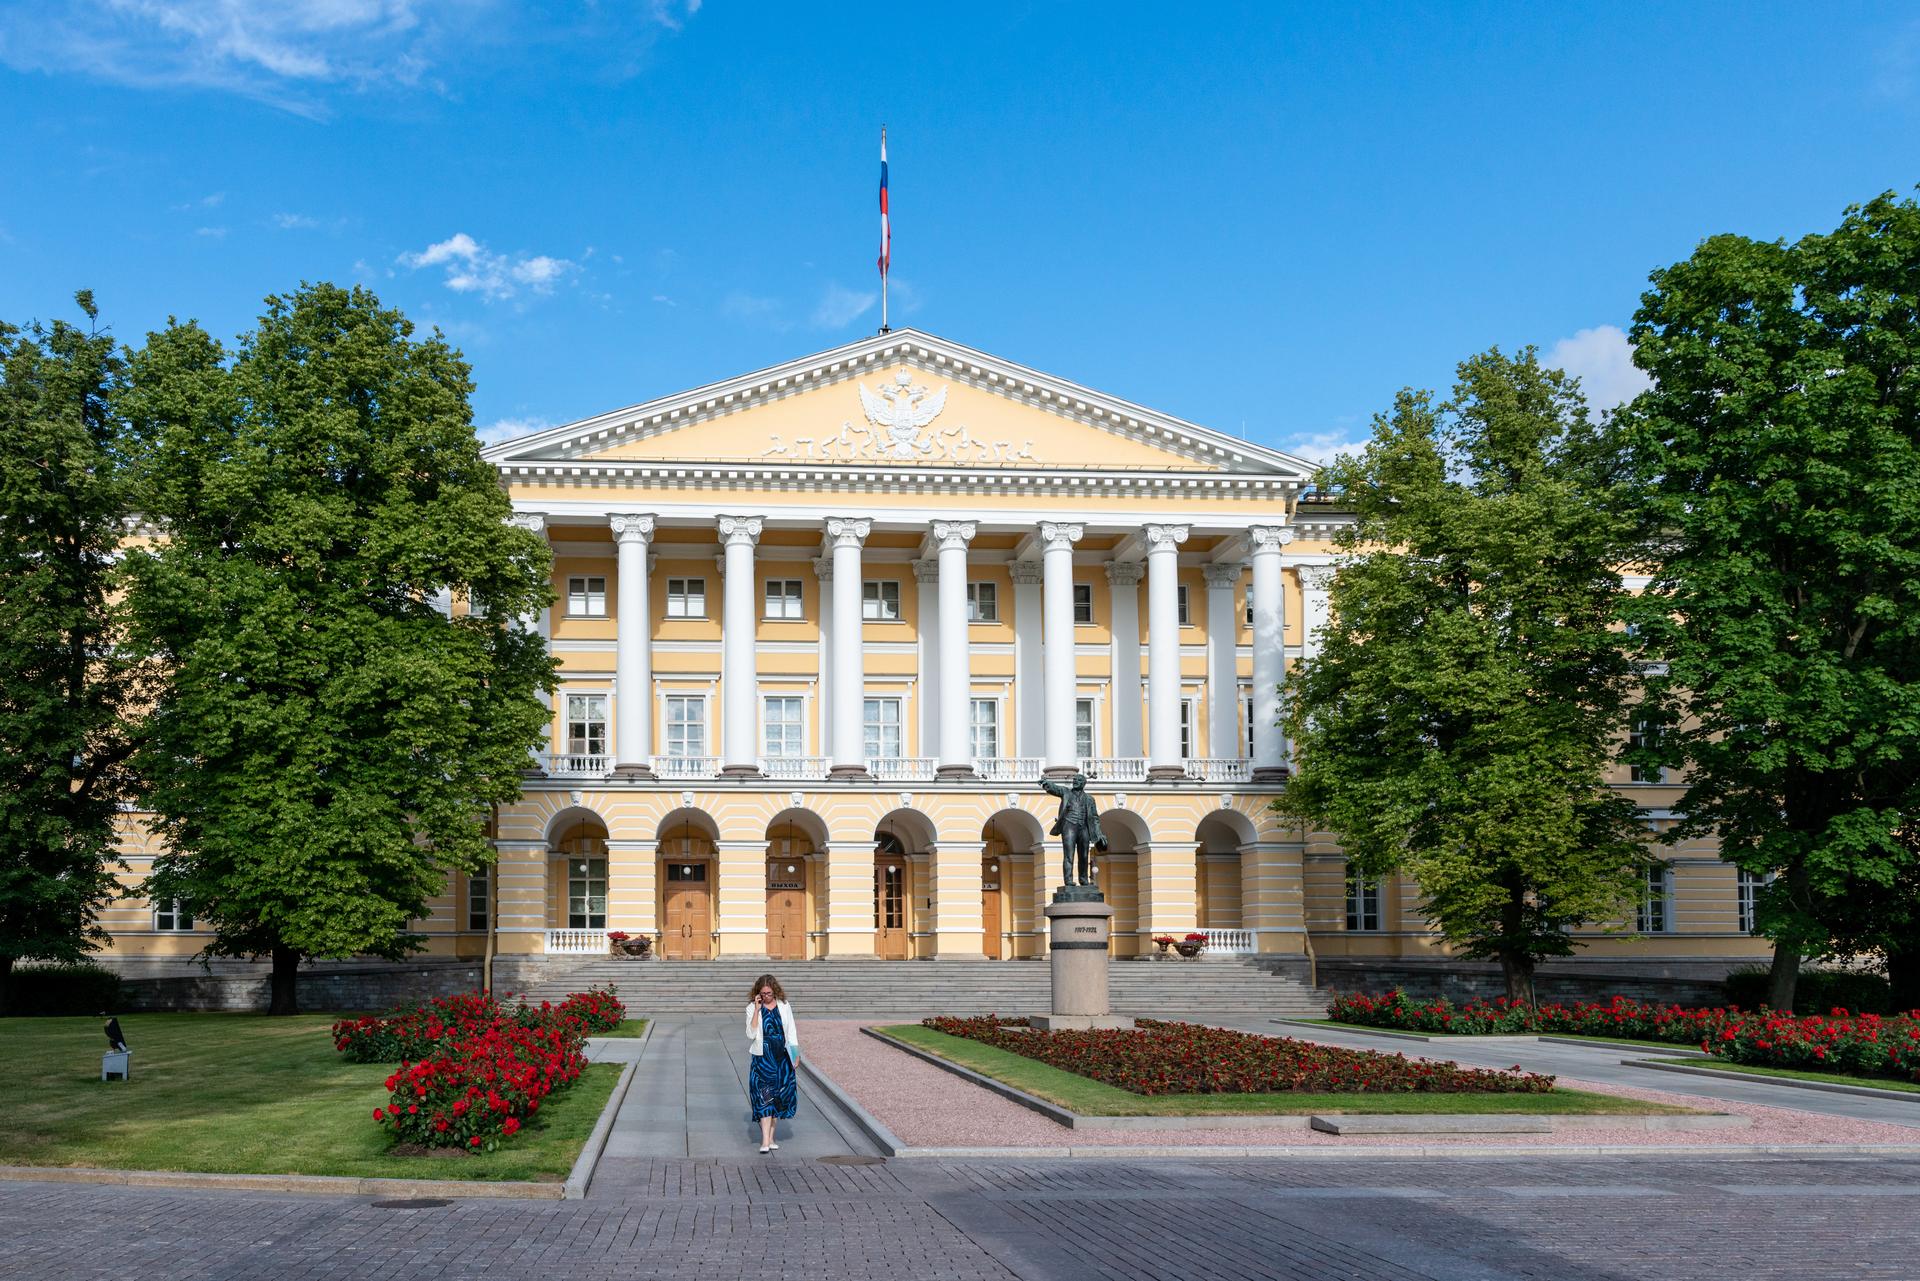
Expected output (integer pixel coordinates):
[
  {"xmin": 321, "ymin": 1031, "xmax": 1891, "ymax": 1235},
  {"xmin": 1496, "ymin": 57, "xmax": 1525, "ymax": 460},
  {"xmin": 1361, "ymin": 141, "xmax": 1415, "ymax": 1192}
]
[{"xmin": 803, "ymin": 1019, "xmax": 1920, "ymax": 1150}]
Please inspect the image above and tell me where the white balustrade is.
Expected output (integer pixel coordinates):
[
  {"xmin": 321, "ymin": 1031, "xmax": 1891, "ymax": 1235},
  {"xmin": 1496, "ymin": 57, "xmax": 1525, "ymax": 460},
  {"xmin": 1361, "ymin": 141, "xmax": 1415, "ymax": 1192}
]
[
  {"xmin": 651, "ymin": 755, "xmax": 721, "ymax": 780},
  {"xmin": 1188, "ymin": 758, "xmax": 1253, "ymax": 784},
  {"xmin": 1196, "ymin": 928, "xmax": 1255, "ymax": 955},
  {"xmin": 868, "ymin": 756, "xmax": 937, "ymax": 782},
  {"xmin": 762, "ymin": 756, "xmax": 830, "ymax": 780},
  {"xmin": 543, "ymin": 753, "xmax": 612, "ymax": 778},
  {"xmin": 1080, "ymin": 756, "xmax": 1148, "ymax": 783},
  {"xmin": 974, "ymin": 756, "xmax": 1044, "ymax": 782},
  {"xmin": 545, "ymin": 928, "xmax": 610, "ymax": 955}
]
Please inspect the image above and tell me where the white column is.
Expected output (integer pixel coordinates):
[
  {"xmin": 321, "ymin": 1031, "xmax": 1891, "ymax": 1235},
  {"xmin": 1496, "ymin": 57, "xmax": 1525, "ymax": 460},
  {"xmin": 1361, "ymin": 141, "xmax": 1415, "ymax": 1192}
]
[
  {"xmin": 1144, "ymin": 522, "xmax": 1190, "ymax": 781},
  {"xmin": 933, "ymin": 520, "xmax": 977, "ymax": 778},
  {"xmin": 507, "ymin": 511, "xmax": 550, "ymax": 770},
  {"xmin": 1106, "ymin": 560, "xmax": 1143, "ymax": 759},
  {"xmin": 1249, "ymin": 526, "xmax": 1294, "ymax": 783},
  {"xmin": 610, "ymin": 513, "xmax": 655, "ymax": 778},
  {"xmin": 813, "ymin": 555, "xmax": 833, "ymax": 756},
  {"xmin": 1296, "ymin": 563, "xmax": 1335, "ymax": 775},
  {"xmin": 913, "ymin": 556, "xmax": 941, "ymax": 763},
  {"xmin": 717, "ymin": 515, "xmax": 762, "ymax": 777},
  {"xmin": 1204, "ymin": 560, "xmax": 1242, "ymax": 760},
  {"xmin": 1039, "ymin": 521, "xmax": 1083, "ymax": 776},
  {"xmin": 1011, "ymin": 559, "xmax": 1045, "ymax": 758},
  {"xmin": 827, "ymin": 517, "xmax": 872, "ymax": 779}
]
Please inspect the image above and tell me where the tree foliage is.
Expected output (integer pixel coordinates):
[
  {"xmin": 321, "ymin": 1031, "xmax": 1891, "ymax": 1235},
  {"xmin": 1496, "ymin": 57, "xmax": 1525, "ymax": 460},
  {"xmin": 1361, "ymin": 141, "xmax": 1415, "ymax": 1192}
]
[
  {"xmin": 1619, "ymin": 190, "xmax": 1920, "ymax": 1010},
  {"xmin": 0, "ymin": 292, "xmax": 146, "ymax": 1014},
  {"xmin": 122, "ymin": 283, "xmax": 554, "ymax": 1013},
  {"xmin": 1274, "ymin": 349, "xmax": 1653, "ymax": 1002}
]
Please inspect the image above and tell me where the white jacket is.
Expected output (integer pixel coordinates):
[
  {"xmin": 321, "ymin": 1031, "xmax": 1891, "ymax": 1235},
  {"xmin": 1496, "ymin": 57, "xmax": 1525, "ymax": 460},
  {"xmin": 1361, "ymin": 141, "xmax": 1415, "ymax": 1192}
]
[{"xmin": 745, "ymin": 999, "xmax": 799, "ymax": 1058}]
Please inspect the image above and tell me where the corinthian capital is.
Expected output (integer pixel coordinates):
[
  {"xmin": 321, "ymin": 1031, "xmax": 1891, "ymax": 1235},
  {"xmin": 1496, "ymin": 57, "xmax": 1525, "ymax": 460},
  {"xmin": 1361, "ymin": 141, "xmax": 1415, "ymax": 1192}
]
[
  {"xmin": 931, "ymin": 520, "xmax": 977, "ymax": 551},
  {"xmin": 609, "ymin": 513, "xmax": 655, "ymax": 545},
  {"xmin": 1297, "ymin": 564, "xmax": 1336, "ymax": 591},
  {"xmin": 506, "ymin": 511, "xmax": 547, "ymax": 536},
  {"xmin": 825, "ymin": 517, "xmax": 872, "ymax": 549},
  {"xmin": 1249, "ymin": 525, "xmax": 1296, "ymax": 554},
  {"xmin": 717, "ymin": 515, "xmax": 763, "ymax": 546},
  {"xmin": 1143, "ymin": 522, "xmax": 1190, "ymax": 549},
  {"xmin": 1038, "ymin": 521, "xmax": 1084, "ymax": 551}
]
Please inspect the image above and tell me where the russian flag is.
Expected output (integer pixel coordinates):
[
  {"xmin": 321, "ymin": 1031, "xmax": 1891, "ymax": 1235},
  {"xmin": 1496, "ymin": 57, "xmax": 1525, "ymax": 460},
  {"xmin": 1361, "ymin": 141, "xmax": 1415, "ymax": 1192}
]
[{"xmin": 877, "ymin": 128, "xmax": 890, "ymax": 277}]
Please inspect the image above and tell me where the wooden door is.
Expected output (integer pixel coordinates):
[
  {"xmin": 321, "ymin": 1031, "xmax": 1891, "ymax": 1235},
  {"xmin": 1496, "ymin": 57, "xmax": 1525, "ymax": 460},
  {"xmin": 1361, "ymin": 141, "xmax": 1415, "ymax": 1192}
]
[
  {"xmin": 981, "ymin": 860, "xmax": 1003, "ymax": 959},
  {"xmin": 663, "ymin": 863, "xmax": 710, "ymax": 959},
  {"xmin": 766, "ymin": 863, "xmax": 806, "ymax": 960},
  {"xmin": 874, "ymin": 861, "xmax": 909, "ymax": 959}
]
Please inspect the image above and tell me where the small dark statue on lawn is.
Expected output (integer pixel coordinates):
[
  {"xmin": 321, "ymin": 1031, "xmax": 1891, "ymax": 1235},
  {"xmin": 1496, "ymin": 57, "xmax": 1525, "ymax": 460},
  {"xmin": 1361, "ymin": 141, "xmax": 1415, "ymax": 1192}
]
[
  {"xmin": 1040, "ymin": 772, "xmax": 1106, "ymax": 891},
  {"xmin": 102, "ymin": 1014, "xmax": 127, "ymax": 1053}
]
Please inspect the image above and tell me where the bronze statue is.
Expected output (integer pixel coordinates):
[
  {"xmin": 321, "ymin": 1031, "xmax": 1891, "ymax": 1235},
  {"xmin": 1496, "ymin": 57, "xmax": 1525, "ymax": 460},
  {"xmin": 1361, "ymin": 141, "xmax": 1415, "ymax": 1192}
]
[{"xmin": 1040, "ymin": 773, "xmax": 1105, "ymax": 887}]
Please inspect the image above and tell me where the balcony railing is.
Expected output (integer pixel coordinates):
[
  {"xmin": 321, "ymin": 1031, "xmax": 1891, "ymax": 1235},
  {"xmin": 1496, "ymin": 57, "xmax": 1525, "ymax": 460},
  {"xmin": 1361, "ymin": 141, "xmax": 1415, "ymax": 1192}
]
[
  {"xmin": 868, "ymin": 756, "xmax": 937, "ymax": 782},
  {"xmin": 545, "ymin": 928, "xmax": 610, "ymax": 955},
  {"xmin": 974, "ymin": 756, "xmax": 1044, "ymax": 782},
  {"xmin": 1195, "ymin": 928, "xmax": 1255, "ymax": 955},
  {"xmin": 651, "ymin": 755, "xmax": 721, "ymax": 780},
  {"xmin": 1080, "ymin": 756, "xmax": 1148, "ymax": 783},
  {"xmin": 1188, "ymin": 758, "xmax": 1253, "ymax": 784},
  {"xmin": 762, "ymin": 755, "xmax": 831, "ymax": 780},
  {"xmin": 543, "ymin": 752, "xmax": 612, "ymax": 778}
]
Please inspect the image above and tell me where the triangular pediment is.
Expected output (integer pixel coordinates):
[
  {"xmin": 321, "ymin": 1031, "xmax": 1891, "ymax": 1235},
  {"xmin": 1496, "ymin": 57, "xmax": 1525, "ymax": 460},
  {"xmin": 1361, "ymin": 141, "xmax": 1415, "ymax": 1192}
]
[{"xmin": 483, "ymin": 329, "xmax": 1315, "ymax": 481}]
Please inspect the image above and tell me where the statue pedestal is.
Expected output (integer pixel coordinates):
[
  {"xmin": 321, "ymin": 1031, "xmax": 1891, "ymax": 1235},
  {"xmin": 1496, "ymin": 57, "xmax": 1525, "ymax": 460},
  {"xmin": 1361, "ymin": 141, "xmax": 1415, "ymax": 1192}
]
[{"xmin": 1030, "ymin": 895, "xmax": 1134, "ymax": 1032}]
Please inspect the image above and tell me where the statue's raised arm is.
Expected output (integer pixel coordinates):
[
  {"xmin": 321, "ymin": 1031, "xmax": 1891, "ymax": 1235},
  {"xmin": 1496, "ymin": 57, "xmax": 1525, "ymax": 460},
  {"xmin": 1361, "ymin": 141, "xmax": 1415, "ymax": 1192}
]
[{"xmin": 1038, "ymin": 776, "xmax": 1068, "ymax": 799}]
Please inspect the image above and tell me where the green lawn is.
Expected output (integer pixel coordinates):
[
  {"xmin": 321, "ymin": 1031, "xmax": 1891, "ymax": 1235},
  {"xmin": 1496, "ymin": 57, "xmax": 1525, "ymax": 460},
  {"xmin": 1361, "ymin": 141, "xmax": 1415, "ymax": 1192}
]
[
  {"xmin": 4, "ymin": 1014, "xmax": 620, "ymax": 1181},
  {"xmin": 1306, "ymin": 1018, "xmax": 1702, "ymax": 1054},
  {"xmin": 1651, "ymin": 1057, "xmax": 1920, "ymax": 1095},
  {"xmin": 875, "ymin": 1025, "xmax": 1688, "ymax": 1117},
  {"xmin": 606, "ymin": 1019, "xmax": 650, "ymax": 1038}
]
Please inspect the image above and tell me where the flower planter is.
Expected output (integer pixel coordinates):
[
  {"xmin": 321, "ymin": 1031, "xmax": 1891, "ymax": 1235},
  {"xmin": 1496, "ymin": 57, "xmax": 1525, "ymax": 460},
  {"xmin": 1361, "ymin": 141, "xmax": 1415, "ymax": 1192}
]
[{"xmin": 1173, "ymin": 942, "xmax": 1204, "ymax": 959}]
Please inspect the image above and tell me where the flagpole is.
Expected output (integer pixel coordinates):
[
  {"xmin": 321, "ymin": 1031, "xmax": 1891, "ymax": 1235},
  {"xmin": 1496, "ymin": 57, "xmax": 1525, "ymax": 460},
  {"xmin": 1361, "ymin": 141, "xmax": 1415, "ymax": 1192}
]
[{"xmin": 879, "ymin": 125, "xmax": 890, "ymax": 333}]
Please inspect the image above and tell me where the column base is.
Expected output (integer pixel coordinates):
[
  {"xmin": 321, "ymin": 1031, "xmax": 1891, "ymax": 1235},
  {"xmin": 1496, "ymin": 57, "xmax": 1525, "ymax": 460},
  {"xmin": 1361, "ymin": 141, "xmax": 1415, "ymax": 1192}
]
[
  {"xmin": 1042, "ymin": 765, "xmax": 1081, "ymax": 781},
  {"xmin": 1251, "ymin": 765, "xmax": 1291, "ymax": 786},
  {"xmin": 1146, "ymin": 765, "xmax": 1191, "ymax": 783},
  {"xmin": 1030, "ymin": 1013, "xmax": 1136, "ymax": 1032},
  {"xmin": 935, "ymin": 764, "xmax": 978, "ymax": 781},
  {"xmin": 611, "ymin": 761, "xmax": 656, "ymax": 781},
  {"xmin": 827, "ymin": 764, "xmax": 872, "ymax": 782},
  {"xmin": 719, "ymin": 764, "xmax": 763, "ymax": 779}
]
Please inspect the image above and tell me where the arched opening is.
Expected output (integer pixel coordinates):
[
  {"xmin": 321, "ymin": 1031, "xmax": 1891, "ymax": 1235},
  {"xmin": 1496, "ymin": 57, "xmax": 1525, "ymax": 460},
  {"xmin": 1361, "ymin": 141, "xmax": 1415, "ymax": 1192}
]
[
  {"xmin": 547, "ymin": 811, "xmax": 611, "ymax": 950},
  {"xmin": 1098, "ymin": 808, "xmax": 1151, "ymax": 957},
  {"xmin": 656, "ymin": 809, "xmax": 719, "ymax": 960},
  {"xmin": 764, "ymin": 808, "xmax": 827, "ymax": 961},
  {"xmin": 982, "ymin": 808, "xmax": 1045, "ymax": 960},
  {"xmin": 873, "ymin": 808, "xmax": 935, "ymax": 959},
  {"xmin": 1196, "ymin": 810, "xmax": 1258, "ymax": 948}
]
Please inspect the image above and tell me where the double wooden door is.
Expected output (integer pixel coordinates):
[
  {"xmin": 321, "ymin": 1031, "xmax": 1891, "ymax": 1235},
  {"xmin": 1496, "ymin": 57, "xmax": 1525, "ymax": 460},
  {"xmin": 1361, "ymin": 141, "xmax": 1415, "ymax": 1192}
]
[
  {"xmin": 766, "ymin": 864, "xmax": 807, "ymax": 961},
  {"xmin": 982, "ymin": 860, "xmax": 1003, "ymax": 959},
  {"xmin": 874, "ymin": 861, "xmax": 909, "ymax": 959},
  {"xmin": 662, "ymin": 863, "xmax": 710, "ymax": 960}
]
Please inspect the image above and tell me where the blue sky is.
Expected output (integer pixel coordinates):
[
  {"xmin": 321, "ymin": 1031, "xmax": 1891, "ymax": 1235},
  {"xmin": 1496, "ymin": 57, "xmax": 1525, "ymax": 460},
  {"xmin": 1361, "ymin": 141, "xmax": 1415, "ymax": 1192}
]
[{"xmin": 3, "ymin": 2, "xmax": 1917, "ymax": 462}]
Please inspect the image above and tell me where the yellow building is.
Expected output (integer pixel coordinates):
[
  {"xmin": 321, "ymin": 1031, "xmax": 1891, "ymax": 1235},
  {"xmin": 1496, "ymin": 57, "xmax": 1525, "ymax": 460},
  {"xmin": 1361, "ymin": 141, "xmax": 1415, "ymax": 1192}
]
[{"xmin": 104, "ymin": 329, "xmax": 1768, "ymax": 985}]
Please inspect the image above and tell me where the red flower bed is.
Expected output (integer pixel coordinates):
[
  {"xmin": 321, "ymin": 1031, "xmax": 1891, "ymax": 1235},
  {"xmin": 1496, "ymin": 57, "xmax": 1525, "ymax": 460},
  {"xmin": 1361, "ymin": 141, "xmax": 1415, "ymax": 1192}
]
[
  {"xmin": 1327, "ymin": 990, "xmax": 1736, "ymax": 1046},
  {"xmin": 922, "ymin": 1016, "xmax": 1555, "ymax": 1096},
  {"xmin": 1710, "ymin": 1010, "xmax": 1920, "ymax": 1084},
  {"xmin": 333, "ymin": 987, "xmax": 618, "ymax": 1150}
]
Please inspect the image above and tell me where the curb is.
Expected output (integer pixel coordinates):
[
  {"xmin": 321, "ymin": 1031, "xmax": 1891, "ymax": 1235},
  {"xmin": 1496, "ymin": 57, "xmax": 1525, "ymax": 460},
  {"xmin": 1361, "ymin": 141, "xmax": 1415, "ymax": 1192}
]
[
  {"xmin": 1623, "ymin": 1057, "xmax": 1920, "ymax": 1105},
  {"xmin": 1279, "ymin": 1020, "xmax": 1709, "ymax": 1059},
  {"xmin": 862, "ymin": 1027, "xmax": 1077, "ymax": 1127},
  {"xmin": 878, "ymin": 1141, "xmax": 1920, "ymax": 1161},
  {"xmin": 0, "ymin": 1164, "xmax": 563, "ymax": 1199},
  {"xmin": 798, "ymin": 1054, "xmax": 908, "ymax": 1158},
  {"xmin": 565, "ymin": 1018, "xmax": 652, "ymax": 1199}
]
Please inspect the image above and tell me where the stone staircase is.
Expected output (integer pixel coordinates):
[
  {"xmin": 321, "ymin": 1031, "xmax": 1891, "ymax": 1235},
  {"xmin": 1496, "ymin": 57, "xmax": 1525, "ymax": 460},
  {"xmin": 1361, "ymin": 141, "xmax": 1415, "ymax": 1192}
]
[{"xmin": 514, "ymin": 957, "xmax": 1328, "ymax": 1019}]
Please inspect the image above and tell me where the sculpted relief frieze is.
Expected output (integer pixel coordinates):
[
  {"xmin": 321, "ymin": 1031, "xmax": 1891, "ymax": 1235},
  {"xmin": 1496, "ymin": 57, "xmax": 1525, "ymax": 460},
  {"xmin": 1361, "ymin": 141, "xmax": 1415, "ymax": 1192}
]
[{"xmin": 762, "ymin": 370, "xmax": 1040, "ymax": 465}]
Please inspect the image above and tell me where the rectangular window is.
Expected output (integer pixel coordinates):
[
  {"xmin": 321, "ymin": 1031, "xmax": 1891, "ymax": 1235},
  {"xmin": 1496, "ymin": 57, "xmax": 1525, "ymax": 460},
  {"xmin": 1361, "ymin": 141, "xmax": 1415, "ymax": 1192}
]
[
  {"xmin": 1736, "ymin": 868, "xmax": 1772, "ymax": 935},
  {"xmin": 1072, "ymin": 583, "xmax": 1094, "ymax": 624},
  {"xmin": 1179, "ymin": 699, "xmax": 1196, "ymax": 759},
  {"xmin": 966, "ymin": 581, "xmax": 998, "ymax": 622},
  {"xmin": 863, "ymin": 697, "xmax": 903, "ymax": 758},
  {"xmin": 763, "ymin": 695, "xmax": 804, "ymax": 759},
  {"xmin": 862, "ymin": 579, "xmax": 901, "ymax": 621},
  {"xmin": 467, "ymin": 870, "xmax": 489, "ymax": 932},
  {"xmin": 565, "ymin": 693, "xmax": 609, "ymax": 757},
  {"xmin": 567, "ymin": 857, "xmax": 607, "ymax": 930},
  {"xmin": 1345, "ymin": 876, "xmax": 1382, "ymax": 932},
  {"xmin": 1245, "ymin": 594, "xmax": 1254, "ymax": 629},
  {"xmin": 666, "ymin": 577, "xmax": 706, "ymax": 619},
  {"xmin": 665, "ymin": 695, "xmax": 706, "ymax": 759},
  {"xmin": 1177, "ymin": 584, "xmax": 1191, "ymax": 626},
  {"xmin": 1638, "ymin": 863, "xmax": 1673, "ymax": 934},
  {"xmin": 1245, "ymin": 696, "xmax": 1256, "ymax": 759},
  {"xmin": 567, "ymin": 575, "xmax": 606, "ymax": 617},
  {"xmin": 764, "ymin": 579, "xmax": 804, "ymax": 620},
  {"xmin": 1075, "ymin": 699, "xmax": 1095, "ymax": 760},
  {"xmin": 970, "ymin": 698, "xmax": 1000, "ymax": 759},
  {"xmin": 1628, "ymin": 718, "xmax": 1665, "ymax": 783},
  {"xmin": 154, "ymin": 900, "xmax": 193, "ymax": 932}
]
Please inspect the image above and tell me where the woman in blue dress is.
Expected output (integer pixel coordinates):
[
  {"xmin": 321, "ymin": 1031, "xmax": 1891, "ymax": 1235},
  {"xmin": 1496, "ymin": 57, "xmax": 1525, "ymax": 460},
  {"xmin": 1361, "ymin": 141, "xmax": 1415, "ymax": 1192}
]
[{"xmin": 745, "ymin": 973, "xmax": 799, "ymax": 1154}]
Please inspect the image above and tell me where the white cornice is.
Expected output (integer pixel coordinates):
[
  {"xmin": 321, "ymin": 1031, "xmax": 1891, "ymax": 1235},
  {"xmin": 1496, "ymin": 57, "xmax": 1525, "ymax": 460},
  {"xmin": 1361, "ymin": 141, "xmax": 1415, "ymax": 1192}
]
[{"xmin": 482, "ymin": 328, "xmax": 1318, "ymax": 482}]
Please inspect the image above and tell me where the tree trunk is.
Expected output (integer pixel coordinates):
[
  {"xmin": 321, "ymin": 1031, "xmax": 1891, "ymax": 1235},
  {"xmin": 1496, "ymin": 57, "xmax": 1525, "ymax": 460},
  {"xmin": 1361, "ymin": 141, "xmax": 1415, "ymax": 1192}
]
[
  {"xmin": 1886, "ymin": 948, "xmax": 1920, "ymax": 1016},
  {"xmin": 1766, "ymin": 942, "xmax": 1801, "ymax": 1012},
  {"xmin": 1500, "ymin": 951, "xmax": 1537, "ymax": 1006},
  {"xmin": 483, "ymin": 804, "xmax": 498, "ymax": 994},
  {"xmin": 268, "ymin": 944, "xmax": 301, "ymax": 1015},
  {"xmin": 0, "ymin": 956, "xmax": 13, "ymax": 1018}
]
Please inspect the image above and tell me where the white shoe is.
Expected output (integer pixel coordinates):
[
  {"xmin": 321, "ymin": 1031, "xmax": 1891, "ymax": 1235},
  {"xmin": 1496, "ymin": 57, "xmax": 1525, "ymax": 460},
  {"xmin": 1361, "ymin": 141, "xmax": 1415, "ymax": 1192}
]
[
  {"xmin": 758, "ymin": 1145, "xmax": 771, "ymax": 1154},
  {"xmin": 770, "ymin": 1143, "xmax": 779, "ymax": 1150}
]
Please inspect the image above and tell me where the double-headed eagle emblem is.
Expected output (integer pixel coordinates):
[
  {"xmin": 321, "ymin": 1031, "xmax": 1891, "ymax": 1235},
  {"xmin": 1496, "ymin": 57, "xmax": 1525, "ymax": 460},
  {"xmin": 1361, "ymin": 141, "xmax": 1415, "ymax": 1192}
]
[{"xmin": 857, "ymin": 370, "xmax": 948, "ymax": 458}]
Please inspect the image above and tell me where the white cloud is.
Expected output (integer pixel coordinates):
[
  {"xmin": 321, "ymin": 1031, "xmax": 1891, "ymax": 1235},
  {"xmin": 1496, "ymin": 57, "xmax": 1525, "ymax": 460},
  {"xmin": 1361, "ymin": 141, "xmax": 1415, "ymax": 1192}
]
[
  {"xmin": 398, "ymin": 232, "xmax": 577, "ymax": 301},
  {"xmin": 1544, "ymin": 324, "xmax": 1652, "ymax": 411},
  {"xmin": 1281, "ymin": 429, "xmax": 1369, "ymax": 468},
  {"xmin": 274, "ymin": 211, "xmax": 320, "ymax": 229},
  {"xmin": 722, "ymin": 291, "xmax": 789, "ymax": 329},
  {"xmin": 475, "ymin": 415, "xmax": 550, "ymax": 445},
  {"xmin": 811, "ymin": 282, "xmax": 876, "ymax": 329},
  {"xmin": 194, "ymin": 225, "xmax": 226, "ymax": 238}
]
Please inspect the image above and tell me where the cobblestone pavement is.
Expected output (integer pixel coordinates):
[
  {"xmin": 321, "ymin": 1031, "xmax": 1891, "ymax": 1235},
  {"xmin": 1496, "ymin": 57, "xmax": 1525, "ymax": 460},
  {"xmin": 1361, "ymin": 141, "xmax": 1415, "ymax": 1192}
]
[{"xmin": 3, "ymin": 1153, "xmax": 1916, "ymax": 1280}]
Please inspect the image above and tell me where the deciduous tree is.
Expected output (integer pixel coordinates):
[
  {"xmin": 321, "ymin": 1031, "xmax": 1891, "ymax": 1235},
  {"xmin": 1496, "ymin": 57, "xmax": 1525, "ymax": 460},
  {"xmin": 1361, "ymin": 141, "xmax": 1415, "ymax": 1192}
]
[
  {"xmin": 123, "ymin": 283, "xmax": 554, "ymax": 1014},
  {"xmin": 1275, "ymin": 349, "xmax": 1652, "ymax": 1003}
]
